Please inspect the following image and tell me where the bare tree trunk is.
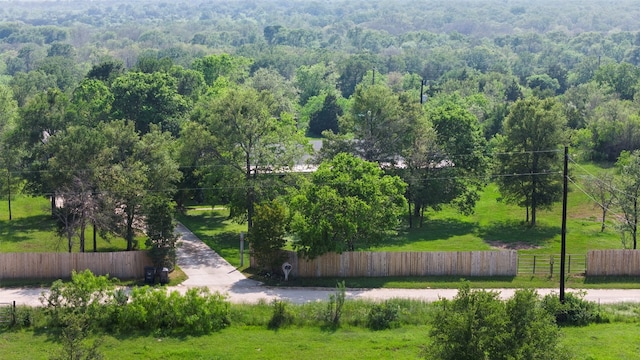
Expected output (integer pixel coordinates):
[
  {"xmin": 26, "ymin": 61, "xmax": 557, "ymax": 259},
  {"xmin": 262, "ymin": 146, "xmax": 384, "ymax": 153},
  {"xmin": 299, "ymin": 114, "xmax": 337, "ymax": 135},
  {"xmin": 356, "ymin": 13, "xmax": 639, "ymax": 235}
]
[
  {"xmin": 634, "ymin": 198, "xmax": 638, "ymax": 250},
  {"xmin": 51, "ymin": 195, "xmax": 56, "ymax": 218},
  {"xmin": 126, "ymin": 208, "xmax": 135, "ymax": 251},
  {"xmin": 93, "ymin": 222, "xmax": 97, "ymax": 252}
]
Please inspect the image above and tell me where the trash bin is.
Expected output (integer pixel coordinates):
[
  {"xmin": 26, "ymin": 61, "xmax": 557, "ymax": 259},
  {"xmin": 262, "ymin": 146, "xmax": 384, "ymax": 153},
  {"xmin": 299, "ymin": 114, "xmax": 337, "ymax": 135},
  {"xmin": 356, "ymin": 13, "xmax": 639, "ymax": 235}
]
[
  {"xmin": 144, "ymin": 266, "xmax": 156, "ymax": 284},
  {"xmin": 159, "ymin": 267, "xmax": 169, "ymax": 284}
]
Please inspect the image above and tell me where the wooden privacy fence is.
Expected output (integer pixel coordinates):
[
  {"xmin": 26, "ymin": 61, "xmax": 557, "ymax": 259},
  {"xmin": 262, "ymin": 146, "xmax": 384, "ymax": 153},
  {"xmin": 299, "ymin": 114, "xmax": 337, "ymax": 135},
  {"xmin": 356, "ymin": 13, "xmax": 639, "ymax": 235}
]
[
  {"xmin": 587, "ymin": 250, "xmax": 640, "ymax": 276},
  {"xmin": 0, "ymin": 251, "xmax": 153, "ymax": 280},
  {"xmin": 276, "ymin": 250, "xmax": 517, "ymax": 278}
]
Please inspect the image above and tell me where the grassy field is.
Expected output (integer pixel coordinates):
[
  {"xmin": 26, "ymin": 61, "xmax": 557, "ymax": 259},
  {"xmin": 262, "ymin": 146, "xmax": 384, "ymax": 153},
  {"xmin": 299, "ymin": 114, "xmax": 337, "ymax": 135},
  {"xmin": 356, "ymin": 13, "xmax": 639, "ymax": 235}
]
[
  {"xmin": 177, "ymin": 180, "xmax": 621, "ymax": 259},
  {"xmin": 0, "ymin": 196, "xmax": 144, "ymax": 253},
  {"xmin": 2, "ymin": 322, "xmax": 640, "ymax": 359},
  {"xmin": 375, "ymin": 182, "xmax": 620, "ymax": 255},
  {"xmin": 175, "ymin": 172, "xmax": 636, "ymax": 288}
]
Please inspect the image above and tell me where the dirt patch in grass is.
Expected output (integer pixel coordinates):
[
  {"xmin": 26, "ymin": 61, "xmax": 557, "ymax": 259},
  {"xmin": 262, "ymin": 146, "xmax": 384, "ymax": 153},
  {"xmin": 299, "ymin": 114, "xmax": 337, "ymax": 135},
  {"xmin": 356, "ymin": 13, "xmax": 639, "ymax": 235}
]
[{"xmin": 487, "ymin": 241, "xmax": 542, "ymax": 250}]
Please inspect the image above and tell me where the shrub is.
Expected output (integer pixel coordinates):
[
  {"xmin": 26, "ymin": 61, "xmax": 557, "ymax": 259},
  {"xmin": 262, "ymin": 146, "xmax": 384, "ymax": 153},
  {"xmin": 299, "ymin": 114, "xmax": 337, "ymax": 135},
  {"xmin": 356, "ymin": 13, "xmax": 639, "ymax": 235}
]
[
  {"xmin": 268, "ymin": 300, "xmax": 294, "ymax": 330},
  {"xmin": 40, "ymin": 270, "xmax": 116, "ymax": 329},
  {"xmin": 324, "ymin": 281, "xmax": 346, "ymax": 329},
  {"xmin": 249, "ymin": 200, "xmax": 290, "ymax": 273},
  {"xmin": 121, "ymin": 286, "xmax": 230, "ymax": 334},
  {"xmin": 424, "ymin": 283, "xmax": 569, "ymax": 360},
  {"xmin": 542, "ymin": 291, "xmax": 607, "ymax": 326},
  {"xmin": 366, "ymin": 302, "xmax": 400, "ymax": 330}
]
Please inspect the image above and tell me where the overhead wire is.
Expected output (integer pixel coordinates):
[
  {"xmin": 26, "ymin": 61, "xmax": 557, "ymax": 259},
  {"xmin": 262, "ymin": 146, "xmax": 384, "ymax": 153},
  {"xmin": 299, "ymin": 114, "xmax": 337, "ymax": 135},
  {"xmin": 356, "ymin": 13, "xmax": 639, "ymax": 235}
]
[{"xmin": 0, "ymin": 148, "xmax": 576, "ymax": 197}]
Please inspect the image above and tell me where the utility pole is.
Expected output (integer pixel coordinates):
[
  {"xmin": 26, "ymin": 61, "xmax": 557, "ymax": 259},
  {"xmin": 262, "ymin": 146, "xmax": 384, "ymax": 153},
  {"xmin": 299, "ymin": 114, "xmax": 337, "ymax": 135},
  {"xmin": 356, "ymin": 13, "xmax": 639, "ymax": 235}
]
[
  {"xmin": 560, "ymin": 146, "xmax": 568, "ymax": 303},
  {"xmin": 420, "ymin": 79, "xmax": 428, "ymax": 104}
]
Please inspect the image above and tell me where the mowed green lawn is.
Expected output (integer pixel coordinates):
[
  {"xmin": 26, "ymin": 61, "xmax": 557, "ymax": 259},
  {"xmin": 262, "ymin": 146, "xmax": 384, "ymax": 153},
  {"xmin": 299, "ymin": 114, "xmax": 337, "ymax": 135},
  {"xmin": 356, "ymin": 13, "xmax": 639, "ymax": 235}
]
[
  {"xmin": 2, "ymin": 323, "xmax": 640, "ymax": 360},
  {"xmin": 0, "ymin": 196, "xmax": 143, "ymax": 253},
  {"xmin": 178, "ymin": 181, "xmax": 621, "ymax": 259},
  {"xmin": 374, "ymin": 182, "xmax": 620, "ymax": 255}
]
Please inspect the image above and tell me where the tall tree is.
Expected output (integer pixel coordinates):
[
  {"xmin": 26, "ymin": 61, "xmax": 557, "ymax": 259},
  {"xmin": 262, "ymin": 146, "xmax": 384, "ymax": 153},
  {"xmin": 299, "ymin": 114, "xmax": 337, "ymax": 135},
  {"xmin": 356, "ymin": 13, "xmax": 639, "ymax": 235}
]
[
  {"xmin": 248, "ymin": 67, "xmax": 299, "ymax": 116},
  {"xmin": 494, "ymin": 97, "xmax": 567, "ymax": 226},
  {"xmin": 427, "ymin": 96, "xmax": 488, "ymax": 216},
  {"xmin": 290, "ymin": 153, "xmax": 407, "ymax": 258},
  {"xmin": 144, "ymin": 195, "xmax": 178, "ymax": 270},
  {"xmin": 0, "ymin": 85, "xmax": 19, "ymax": 220},
  {"xmin": 189, "ymin": 86, "xmax": 308, "ymax": 230},
  {"xmin": 69, "ymin": 79, "xmax": 114, "ymax": 127},
  {"xmin": 594, "ymin": 62, "xmax": 640, "ymax": 100},
  {"xmin": 614, "ymin": 150, "xmax": 640, "ymax": 249},
  {"xmin": 337, "ymin": 54, "xmax": 379, "ymax": 98},
  {"xmin": 294, "ymin": 62, "xmax": 338, "ymax": 105},
  {"xmin": 11, "ymin": 88, "xmax": 70, "ymax": 214},
  {"xmin": 583, "ymin": 173, "xmax": 615, "ymax": 233},
  {"xmin": 95, "ymin": 121, "xmax": 181, "ymax": 251},
  {"xmin": 9, "ymin": 70, "xmax": 58, "ymax": 107},
  {"xmin": 343, "ymin": 83, "xmax": 405, "ymax": 164},
  {"xmin": 46, "ymin": 125, "xmax": 106, "ymax": 251},
  {"xmin": 399, "ymin": 112, "xmax": 441, "ymax": 227},
  {"xmin": 86, "ymin": 59, "xmax": 125, "ymax": 85}
]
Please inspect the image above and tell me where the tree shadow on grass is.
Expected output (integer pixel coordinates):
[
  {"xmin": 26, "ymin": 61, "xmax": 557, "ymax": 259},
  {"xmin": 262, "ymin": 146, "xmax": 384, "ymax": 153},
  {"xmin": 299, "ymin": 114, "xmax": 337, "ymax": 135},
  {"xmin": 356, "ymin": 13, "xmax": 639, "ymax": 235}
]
[
  {"xmin": 383, "ymin": 219, "xmax": 479, "ymax": 248},
  {"xmin": 198, "ymin": 231, "xmax": 241, "ymax": 258},
  {"xmin": 477, "ymin": 219, "xmax": 561, "ymax": 249},
  {"xmin": 176, "ymin": 211, "xmax": 230, "ymax": 233},
  {"xmin": 0, "ymin": 214, "xmax": 55, "ymax": 244}
]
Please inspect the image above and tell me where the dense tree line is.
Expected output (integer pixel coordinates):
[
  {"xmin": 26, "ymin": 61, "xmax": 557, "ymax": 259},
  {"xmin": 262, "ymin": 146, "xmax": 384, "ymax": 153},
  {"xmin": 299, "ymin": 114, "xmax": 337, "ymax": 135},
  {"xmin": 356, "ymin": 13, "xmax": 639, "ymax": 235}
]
[{"xmin": 2, "ymin": 0, "xmax": 640, "ymax": 257}]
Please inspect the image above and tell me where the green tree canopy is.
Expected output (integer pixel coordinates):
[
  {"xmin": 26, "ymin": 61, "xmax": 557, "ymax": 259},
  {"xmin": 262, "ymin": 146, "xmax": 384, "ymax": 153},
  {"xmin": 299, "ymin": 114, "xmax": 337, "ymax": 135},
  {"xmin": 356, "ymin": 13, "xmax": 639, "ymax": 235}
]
[
  {"xmin": 342, "ymin": 83, "xmax": 406, "ymax": 163},
  {"xmin": 191, "ymin": 54, "xmax": 252, "ymax": 86},
  {"xmin": 111, "ymin": 71, "xmax": 188, "ymax": 136},
  {"xmin": 290, "ymin": 153, "xmax": 407, "ymax": 258}
]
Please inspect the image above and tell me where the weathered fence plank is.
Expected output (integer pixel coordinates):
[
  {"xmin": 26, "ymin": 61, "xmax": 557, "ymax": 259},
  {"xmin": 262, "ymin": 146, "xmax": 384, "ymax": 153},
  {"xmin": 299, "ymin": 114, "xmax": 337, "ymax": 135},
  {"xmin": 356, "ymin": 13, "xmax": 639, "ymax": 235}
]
[
  {"xmin": 587, "ymin": 250, "xmax": 640, "ymax": 276},
  {"xmin": 0, "ymin": 252, "xmax": 152, "ymax": 280}
]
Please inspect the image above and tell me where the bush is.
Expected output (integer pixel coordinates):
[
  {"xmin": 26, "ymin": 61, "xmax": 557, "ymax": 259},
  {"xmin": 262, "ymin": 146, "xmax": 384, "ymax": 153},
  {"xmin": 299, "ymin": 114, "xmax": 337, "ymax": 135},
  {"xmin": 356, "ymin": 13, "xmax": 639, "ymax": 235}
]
[
  {"xmin": 542, "ymin": 291, "xmax": 607, "ymax": 326},
  {"xmin": 324, "ymin": 281, "xmax": 346, "ymax": 329},
  {"xmin": 121, "ymin": 286, "xmax": 230, "ymax": 335},
  {"xmin": 40, "ymin": 270, "xmax": 116, "ymax": 329},
  {"xmin": 268, "ymin": 300, "xmax": 294, "ymax": 330},
  {"xmin": 366, "ymin": 302, "xmax": 400, "ymax": 330},
  {"xmin": 424, "ymin": 283, "xmax": 569, "ymax": 360}
]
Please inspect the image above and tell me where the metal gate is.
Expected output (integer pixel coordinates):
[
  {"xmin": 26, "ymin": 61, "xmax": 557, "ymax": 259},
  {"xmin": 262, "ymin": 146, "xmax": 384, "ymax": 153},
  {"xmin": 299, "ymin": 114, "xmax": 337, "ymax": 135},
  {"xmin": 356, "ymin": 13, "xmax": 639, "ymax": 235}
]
[
  {"xmin": 517, "ymin": 254, "xmax": 586, "ymax": 275},
  {"xmin": 0, "ymin": 302, "xmax": 15, "ymax": 327}
]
